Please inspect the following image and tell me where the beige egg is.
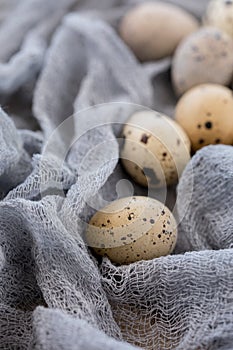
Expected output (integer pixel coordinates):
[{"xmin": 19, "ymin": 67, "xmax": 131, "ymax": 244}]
[
  {"xmin": 204, "ymin": 0, "xmax": 233, "ymax": 39},
  {"xmin": 85, "ymin": 196, "xmax": 177, "ymax": 265},
  {"xmin": 120, "ymin": 111, "xmax": 191, "ymax": 188},
  {"xmin": 119, "ymin": 2, "xmax": 199, "ymax": 61},
  {"xmin": 172, "ymin": 27, "xmax": 233, "ymax": 96},
  {"xmin": 175, "ymin": 84, "xmax": 233, "ymax": 151}
]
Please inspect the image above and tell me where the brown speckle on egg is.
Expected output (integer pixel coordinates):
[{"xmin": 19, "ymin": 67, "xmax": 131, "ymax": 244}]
[
  {"xmin": 205, "ymin": 121, "xmax": 212, "ymax": 129},
  {"xmin": 141, "ymin": 134, "xmax": 150, "ymax": 144}
]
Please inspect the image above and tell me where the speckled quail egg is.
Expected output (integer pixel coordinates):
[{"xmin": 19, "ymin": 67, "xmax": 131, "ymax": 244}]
[
  {"xmin": 120, "ymin": 110, "xmax": 191, "ymax": 188},
  {"xmin": 85, "ymin": 196, "xmax": 177, "ymax": 265},
  {"xmin": 204, "ymin": 0, "xmax": 233, "ymax": 39},
  {"xmin": 175, "ymin": 84, "xmax": 233, "ymax": 151},
  {"xmin": 172, "ymin": 27, "xmax": 233, "ymax": 96},
  {"xmin": 119, "ymin": 2, "xmax": 199, "ymax": 61}
]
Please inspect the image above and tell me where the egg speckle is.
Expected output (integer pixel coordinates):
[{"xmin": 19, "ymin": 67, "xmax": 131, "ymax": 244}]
[
  {"xmin": 204, "ymin": 0, "xmax": 233, "ymax": 39},
  {"xmin": 175, "ymin": 84, "xmax": 233, "ymax": 151},
  {"xmin": 172, "ymin": 27, "xmax": 233, "ymax": 96},
  {"xmin": 85, "ymin": 196, "xmax": 177, "ymax": 265},
  {"xmin": 120, "ymin": 111, "xmax": 191, "ymax": 188},
  {"xmin": 119, "ymin": 2, "xmax": 199, "ymax": 61}
]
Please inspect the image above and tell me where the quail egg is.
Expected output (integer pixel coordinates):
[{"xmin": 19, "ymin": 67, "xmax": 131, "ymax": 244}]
[
  {"xmin": 204, "ymin": 0, "xmax": 233, "ymax": 39},
  {"xmin": 120, "ymin": 110, "xmax": 191, "ymax": 188},
  {"xmin": 175, "ymin": 84, "xmax": 233, "ymax": 151},
  {"xmin": 172, "ymin": 27, "xmax": 233, "ymax": 96},
  {"xmin": 85, "ymin": 196, "xmax": 177, "ymax": 265},
  {"xmin": 119, "ymin": 2, "xmax": 199, "ymax": 61}
]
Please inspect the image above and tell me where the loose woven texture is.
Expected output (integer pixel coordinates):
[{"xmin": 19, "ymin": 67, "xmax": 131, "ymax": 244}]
[{"xmin": 0, "ymin": 0, "xmax": 233, "ymax": 350}]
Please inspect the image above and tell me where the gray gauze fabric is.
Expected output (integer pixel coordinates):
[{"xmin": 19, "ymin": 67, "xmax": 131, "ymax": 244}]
[{"xmin": 1, "ymin": 0, "xmax": 233, "ymax": 350}]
